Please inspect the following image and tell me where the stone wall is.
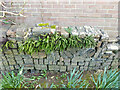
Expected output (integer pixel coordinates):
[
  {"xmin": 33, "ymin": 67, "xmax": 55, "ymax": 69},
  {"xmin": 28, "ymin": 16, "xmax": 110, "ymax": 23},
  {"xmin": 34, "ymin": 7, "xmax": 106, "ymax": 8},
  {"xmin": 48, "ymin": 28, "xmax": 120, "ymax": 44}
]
[
  {"xmin": 0, "ymin": 23, "xmax": 119, "ymax": 72},
  {"xmin": 0, "ymin": 41, "xmax": 119, "ymax": 72}
]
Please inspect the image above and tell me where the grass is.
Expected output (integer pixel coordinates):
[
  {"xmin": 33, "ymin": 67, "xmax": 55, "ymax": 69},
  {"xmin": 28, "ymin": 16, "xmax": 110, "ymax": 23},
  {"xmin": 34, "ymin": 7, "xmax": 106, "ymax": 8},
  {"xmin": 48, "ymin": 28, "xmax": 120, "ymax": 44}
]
[{"xmin": 0, "ymin": 67, "xmax": 119, "ymax": 89}]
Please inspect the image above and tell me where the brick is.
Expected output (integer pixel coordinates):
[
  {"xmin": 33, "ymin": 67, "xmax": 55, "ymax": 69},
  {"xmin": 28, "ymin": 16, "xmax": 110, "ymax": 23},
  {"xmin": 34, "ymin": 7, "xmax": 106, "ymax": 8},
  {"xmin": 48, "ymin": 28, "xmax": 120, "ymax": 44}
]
[
  {"xmin": 42, "ymin": 5, "xmax": 53, "ymax": 8},
  {"xmin": 70, "ymin": 1, "xmax": 83, "ymax": 4},
  {"xmin": 39, "ymin": 59, "xmax": 43, "ymax": 64},
  {"xmin": 53, "ymin": 5, "xmax": 63, "ymax": 8},
  {"xmin": 60, "ymin": 66, "xmax": 66, "ymax": 72},
  {"xmin": 108, "ymin": 10, "xmax": 118, "ymax": 14},
  {"xmin": 83, "ymin": 2, "xmax": 95, "ymax": 4},
  {"xmin": 34, "ymin": 58, "xmax": 39, "ymax": 64},
  {"xmin": 49, "ymin": 65, "xmax": 60, "ymax": 71},
  {"xmin": 35, "ymin": 65, "xmax": 47, "ymax": 70},
  {"xmin": 8, "ymin": 58, "xmax": 16, "ymax": 65},
  {"xmin": 102, "ymin": 5, "xmax": 114, "ymax": 9},
  {"xmin": 64, "ymin": 5, "xmax": 75, "ymax": 8},
  {"xmin": 76, "ymin": 5, "xmax": 89, "ymax": 8},
  {"xmin": 67, "ymin": 65, "xmax": 79, "ymax": 71},
  {"xmin": 16, "ymin": 60, "xmax": 24, "ymax": 65},
  {"xmin": 2, "ymin": 60, "xmax": 9, "ymax": 66},
  {"xmin": 101, "ymin": 14, "xmax": 112, "ymax": 18}
]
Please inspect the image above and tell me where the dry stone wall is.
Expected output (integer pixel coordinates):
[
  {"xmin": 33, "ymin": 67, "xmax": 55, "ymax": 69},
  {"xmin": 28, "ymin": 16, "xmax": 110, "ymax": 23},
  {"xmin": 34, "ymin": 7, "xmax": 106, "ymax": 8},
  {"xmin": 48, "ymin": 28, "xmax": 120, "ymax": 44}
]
[{"xmin": 0, "ymin": 24, "xmax": 119, "ymax": 72}]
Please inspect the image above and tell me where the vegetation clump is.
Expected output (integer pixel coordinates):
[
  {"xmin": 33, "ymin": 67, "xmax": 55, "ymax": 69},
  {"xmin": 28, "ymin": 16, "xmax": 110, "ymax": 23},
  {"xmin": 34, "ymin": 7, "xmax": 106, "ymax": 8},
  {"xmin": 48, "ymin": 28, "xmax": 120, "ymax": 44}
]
[{"xmin": 2, "ymin": 32, "xmax": 96, "ymax": 55}]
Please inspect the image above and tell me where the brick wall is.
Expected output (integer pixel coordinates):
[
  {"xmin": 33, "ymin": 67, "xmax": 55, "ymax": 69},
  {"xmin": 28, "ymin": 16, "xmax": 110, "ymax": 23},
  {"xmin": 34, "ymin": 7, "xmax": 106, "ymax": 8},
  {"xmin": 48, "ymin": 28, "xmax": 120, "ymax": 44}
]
[{"xmin": 3, "ymin": 0, "xmax": 119, "ymax": 39}]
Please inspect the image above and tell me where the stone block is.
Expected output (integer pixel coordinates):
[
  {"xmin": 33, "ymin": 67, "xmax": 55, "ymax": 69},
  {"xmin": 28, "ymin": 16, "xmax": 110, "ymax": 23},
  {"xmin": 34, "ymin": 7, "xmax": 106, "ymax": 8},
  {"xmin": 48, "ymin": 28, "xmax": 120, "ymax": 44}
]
[
  {"xmin": 71, "ymin": 62, "xmax": 77, "ymax": 65},
  {"xmin": 32, "ymin": 53, "xmax": 39, "ymax": 58},
  {"xmin": 8, "ymin": 58, "xmax": 16, "ymax": 65},
  {"xmin": 52, "ymin": 61, "xmax": 57, "ymax": 65},
  {"xmin": 95, "ymin": 63, "xmax": 101, "ymax": 67},
  {"xmin": 60, "ymin": 66, "xmax": 66, "ymax": 72},
  {"xmin": 24, "ymin": 64, "xmax": 34, "ymax": 70},
  {"xmin": 39, "ymin": 52, "xmax": 46, "ymax": 59},
  {"xmin": 64, "ymin": 62, "xmax": 70, "ymax": 65},
  {"xmin": 49, "ymin": 60, "xmax": 53, "ymax": 64},
  {"xmin": 0, "ymin": 61, "xmax": 5, "ymax": 70},
  {"xmin": 64, "ymin": 51, "xmax": 73, "ymax": 58},
  {"xmin": 12, "ymin": 49, "xmax": 19, "ymax": 55},
  {"xmin": 58, "ymin": 61, "xmax": 64, "ymax": 65},
  {"xmin": 35, "ymin": 65, "xmax": 47, "ymax": 70},
  {"xmin": 107, "ymin": 44, "xmax": 119, "ymax": 51},
  {"xmin": 89, "ymin": 61, "xmax": 96, "ymax": 67},
  {"xmin": 72, "ymin": 56, "xmax": 81, "ymax": 62},
  {"xmin": 54, "ymin": 51, "xmax": 60, "ymax": 60},
  {"xmin": 86, "ymin": 48, "xmax": 95, "ymax": 57},
  {"xmin": 97, "ymin": 41, "xmax": 102, "ymax": 48},
  {"xmin": 78, "ymin": 62, "xmax": 85, "ymax": 66},
  {"xmin": 85, "ymin": 58, "xmax": 91, "ymax": 62},
  {"xmin": 94, "ymin": 48, "xmax": 102, "ymax": 58},
  {"xmin": 67, "ymin": 65, "xmax": 79, "ymax": 71},
  {"xmin": 39, "ymin": 58, "xmax": 43, "ymax": 64},
  {"xmin": 5, "ymin": 50, "xmax": 13, "ymax": 55},
  {"xmin": 44, "ymin": 59, "xmax": 49, "ymax": 65},
  {"xmin": 49, "ymin": 65, "xmax": 54, "ymax": 70},
  {"xmin": 60, "ymin": 51, "xmax": 68, "ymax": 59},
  {"xmin": 47, "ymin": 53, "xmax": 55, "ymax": 61},
  {"xmin": 15, "ymin": 55, "xmax": 22, "ymax": 60},
  {"xmin": 105, "ymin": 60, "xmax": 112, "ymax": 64},
  {"xmin": 16, "ymin": 60, "xmax": 24, "ymax": 65},
  {"xmin": 23, "ymin": 55, "xmax": 33, "ymax": 64},
  {"xmin": 2, "ymin": 60, "xmax": 8, "ymax": 66},
  {"xmin": 34, "ymin": 58, "xmax": 39, "ymax": 64},
  {"xmin": 49, "ymin": 65, "xmax": 60, "ymax": 71},
  {"xmin": 84, "ymin": 62, "xmax": 89, "ymax": 66}
]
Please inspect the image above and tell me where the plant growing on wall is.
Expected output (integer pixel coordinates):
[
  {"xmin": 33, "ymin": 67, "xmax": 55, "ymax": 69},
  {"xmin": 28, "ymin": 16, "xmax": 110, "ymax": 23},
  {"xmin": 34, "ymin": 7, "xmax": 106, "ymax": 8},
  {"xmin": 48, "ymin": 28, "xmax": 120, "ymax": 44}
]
[
  {"xmin": 2, "ymin": 33, "xmax": 96, "ymax": 55},
  {"xmin": 18, "ymin": 33, "xmax": 96, "ymax": 55}
]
